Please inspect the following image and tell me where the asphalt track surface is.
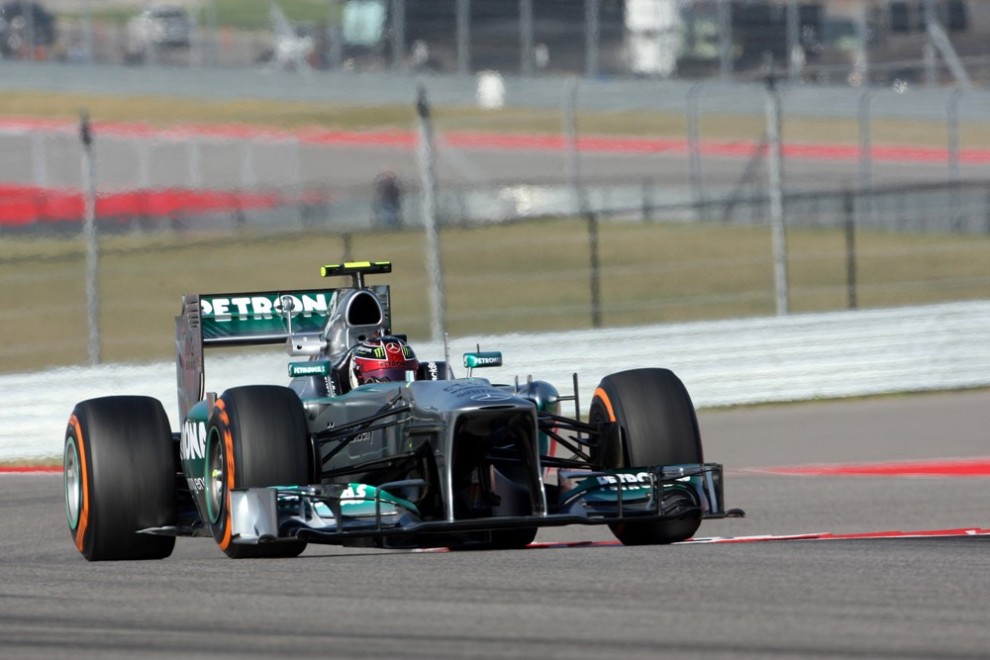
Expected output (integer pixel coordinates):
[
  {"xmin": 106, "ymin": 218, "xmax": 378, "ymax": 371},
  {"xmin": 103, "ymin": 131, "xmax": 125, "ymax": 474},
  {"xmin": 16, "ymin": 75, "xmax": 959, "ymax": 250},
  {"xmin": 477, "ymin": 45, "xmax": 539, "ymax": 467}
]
[{"xmin": 2, "ymin": 390, "xmax": 989, "ymax": 659}]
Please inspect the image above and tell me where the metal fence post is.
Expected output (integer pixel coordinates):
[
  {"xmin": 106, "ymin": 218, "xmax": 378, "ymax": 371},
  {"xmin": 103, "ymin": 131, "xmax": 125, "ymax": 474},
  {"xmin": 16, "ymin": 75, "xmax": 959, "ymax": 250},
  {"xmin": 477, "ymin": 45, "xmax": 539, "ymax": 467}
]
[
  {"xmin": 786, "ymin": 0, "xmax": 801, "ymax": 82},
  {"xmin": 292, "ymin": 135, "xmax": 303, "ymax": 228},
  {"xmin": 585, "ymin": 0, "xmax": 600, "ymax": 78},
  {"xmin": 718, "ymin": 0, "xmax": 733, "ymax": 80},
  {"xmin": 416, "ymin": 87, "xmax": 446, "ymax": 342},
  {"xmin": 948, "ymin": 90, "xmax": 962, "ymax": 183},
  {"xmin": 948, "ymin": 88, "xmax": 962, "ymax": 231},
  {"xmin": 687, "ymin": 82, "xmax": 704, "ymax": 221},
  {"xmin": 391, "ymin": 0, "xmax": 405, "ymax": 70},
  {"xmin": 844, "ymin": 190, "xmax": 858, "ymax": 310},
  {"xmin": 765, "ymin": 74, "xmax": 789, "ymax": 315},
  {"xmin": 456, "ymin": 0, "xmax": 470, "ymax": 75},
  {"xmin": 858, "ymin": 89, "xmax": 872, "ymax": 225},
  {"xmin": 563, "ymin": 77, "xmax": 582, "ymax": 215},
  {"xmin": 641, "ymin": 178, "xmax": 653, "ymax": 222},
  {"xmin": 342, "ymin": 232, "xmax": 353, "ymax": 262},
  {"xmin": 520, "ymin": 0, "xmax": 533, "ymax": 76},
  {"xmin": 586, "ymin": 211, "xmax": 601, "ymax": 328},
  {"xmin": 80, "ymin": 110, "xmax": 101, "ymax": 365},
  {"xmin": 855, "ymin": 0, "xmax": 870, "ymax": 84}
]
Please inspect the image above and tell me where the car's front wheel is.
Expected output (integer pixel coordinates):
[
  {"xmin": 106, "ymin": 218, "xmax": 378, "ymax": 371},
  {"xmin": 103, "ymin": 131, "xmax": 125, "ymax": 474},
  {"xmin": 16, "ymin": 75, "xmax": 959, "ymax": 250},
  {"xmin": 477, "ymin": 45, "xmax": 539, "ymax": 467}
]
[
  {"xmin": 589, "ymin": 368, "xmax": 704, "ymax": 545},
  {"xmin": 205, "ymin": 386, "xmax": 310, "ymax": 558}
]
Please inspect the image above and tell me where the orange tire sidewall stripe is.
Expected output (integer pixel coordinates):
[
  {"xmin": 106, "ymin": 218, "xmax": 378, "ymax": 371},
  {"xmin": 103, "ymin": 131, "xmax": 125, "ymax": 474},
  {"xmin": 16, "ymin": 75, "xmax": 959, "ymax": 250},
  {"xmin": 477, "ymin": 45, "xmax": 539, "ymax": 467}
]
[
  {"xmin": 592, "ymin": 387, "xmax": 625, "ymax": 535},
  {"xmin": 69, "ymin": 414, "xmax": 90, "ymax": 553},
  {"xmin": 593, "ymin": 387, "xmax": 616, "ymax": 422},
  {"xmin": 215, "ymin": 400, "xmax": 236, "ymax": 551}
]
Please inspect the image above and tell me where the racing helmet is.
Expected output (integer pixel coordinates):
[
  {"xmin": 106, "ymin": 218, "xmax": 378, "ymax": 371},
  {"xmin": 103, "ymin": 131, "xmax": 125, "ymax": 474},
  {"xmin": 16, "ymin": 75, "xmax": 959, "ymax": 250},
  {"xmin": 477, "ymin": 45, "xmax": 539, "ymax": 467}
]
[{"xmin": 348, "ymin": 335, "xmax": 419, "ymax": 389}]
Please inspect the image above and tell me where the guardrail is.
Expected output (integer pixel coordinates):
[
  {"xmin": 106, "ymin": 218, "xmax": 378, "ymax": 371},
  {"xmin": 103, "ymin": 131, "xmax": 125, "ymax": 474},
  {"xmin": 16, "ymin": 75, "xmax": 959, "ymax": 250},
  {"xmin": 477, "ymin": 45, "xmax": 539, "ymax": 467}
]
[{"xmin": 2, "ymin": 300, "xmax": 988, "ymax": 462}]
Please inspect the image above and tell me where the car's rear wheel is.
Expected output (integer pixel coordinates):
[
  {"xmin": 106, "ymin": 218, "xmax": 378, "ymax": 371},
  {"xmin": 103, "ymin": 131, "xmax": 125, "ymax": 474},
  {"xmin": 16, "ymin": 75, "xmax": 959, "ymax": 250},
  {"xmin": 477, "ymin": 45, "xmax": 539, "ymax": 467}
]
[
  {"xmin": 205, "ymin": 386, "xmax": 310, "ymax": 559},
  {"xmin": 64, "ymin": 396, "xmax": 176, "ymax": 561},
  {"xmin": 589, "ymin": 368, "xmax": 704, "ymax": 545}
]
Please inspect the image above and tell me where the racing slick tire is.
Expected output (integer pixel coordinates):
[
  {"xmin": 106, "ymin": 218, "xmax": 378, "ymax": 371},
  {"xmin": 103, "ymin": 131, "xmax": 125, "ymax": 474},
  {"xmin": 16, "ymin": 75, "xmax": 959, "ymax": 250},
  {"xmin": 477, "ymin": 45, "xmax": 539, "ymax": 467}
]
[
  {"xmin": 64, "ymin": 396, "xmax": 177, "ymax": 561},
  {"xmin": 205, "ymin": 386, "xmax": 310, "ymax": 559},
  {"xmin": 589, "ymin": 368, "xmax": 704, "ymax": 546}
]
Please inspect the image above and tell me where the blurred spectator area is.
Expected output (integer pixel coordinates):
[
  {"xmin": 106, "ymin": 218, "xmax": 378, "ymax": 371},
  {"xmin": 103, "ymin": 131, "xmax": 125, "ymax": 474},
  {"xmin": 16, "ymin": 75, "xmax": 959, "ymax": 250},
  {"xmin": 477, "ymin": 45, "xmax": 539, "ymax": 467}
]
[
  {"xmin": 1, "ymin": 1, "xmax": 987, "ymax": 85},
  {"xmin": 0, "ymin": 1, "xmax": 56, "ymax": 60}
]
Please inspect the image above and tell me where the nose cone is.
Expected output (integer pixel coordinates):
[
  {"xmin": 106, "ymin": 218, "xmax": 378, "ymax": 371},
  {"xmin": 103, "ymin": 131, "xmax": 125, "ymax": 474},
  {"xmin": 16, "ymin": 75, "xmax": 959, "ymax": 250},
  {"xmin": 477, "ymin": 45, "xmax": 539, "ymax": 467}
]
[{"xmin": 407, "ymin": 379, "xmax": 534, "ymax": 413}]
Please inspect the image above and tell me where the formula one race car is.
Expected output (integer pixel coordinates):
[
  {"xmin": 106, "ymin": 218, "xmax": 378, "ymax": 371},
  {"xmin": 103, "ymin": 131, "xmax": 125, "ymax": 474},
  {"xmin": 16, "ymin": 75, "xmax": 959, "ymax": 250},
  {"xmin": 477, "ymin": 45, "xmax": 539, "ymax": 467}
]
[{"xmin": 63, "ymin": 261, "xmax": 738, "ymax": 560}]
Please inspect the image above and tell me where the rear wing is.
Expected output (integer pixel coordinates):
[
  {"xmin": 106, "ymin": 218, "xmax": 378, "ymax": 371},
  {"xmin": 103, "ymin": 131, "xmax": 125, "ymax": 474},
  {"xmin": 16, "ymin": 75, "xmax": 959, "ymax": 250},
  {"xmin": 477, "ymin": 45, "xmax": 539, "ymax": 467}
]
[{"xmin": 175, "ymin": 284, "xmax": 391, "ymax": 420}]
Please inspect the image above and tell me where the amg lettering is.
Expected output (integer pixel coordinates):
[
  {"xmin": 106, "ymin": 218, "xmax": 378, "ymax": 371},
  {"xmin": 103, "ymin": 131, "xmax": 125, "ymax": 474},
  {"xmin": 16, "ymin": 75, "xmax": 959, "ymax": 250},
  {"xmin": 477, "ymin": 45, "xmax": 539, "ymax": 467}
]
[{"xmin": 180, "ymin": 420, "xmax": 207, "ymax": 462}]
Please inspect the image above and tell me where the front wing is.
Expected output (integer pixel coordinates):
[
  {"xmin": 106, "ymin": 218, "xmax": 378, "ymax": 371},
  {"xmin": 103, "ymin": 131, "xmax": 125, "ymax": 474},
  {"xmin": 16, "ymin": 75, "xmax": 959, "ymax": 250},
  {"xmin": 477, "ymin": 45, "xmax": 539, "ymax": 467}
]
[{"xmin": 222, "ymin": 463, "xmax": 728, "ymax": 548}]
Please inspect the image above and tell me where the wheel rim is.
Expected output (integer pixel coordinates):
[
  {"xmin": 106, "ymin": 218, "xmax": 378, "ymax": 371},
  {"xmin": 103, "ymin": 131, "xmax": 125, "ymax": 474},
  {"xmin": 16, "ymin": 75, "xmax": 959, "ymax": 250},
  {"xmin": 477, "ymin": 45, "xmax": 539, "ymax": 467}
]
[
  {"xmin": 64, "ymin": 436, "xmax": 81, "ymax": 530},
  {"xmin": 205, "ymin": 428, "xmax": 225, "ymax": 524}
]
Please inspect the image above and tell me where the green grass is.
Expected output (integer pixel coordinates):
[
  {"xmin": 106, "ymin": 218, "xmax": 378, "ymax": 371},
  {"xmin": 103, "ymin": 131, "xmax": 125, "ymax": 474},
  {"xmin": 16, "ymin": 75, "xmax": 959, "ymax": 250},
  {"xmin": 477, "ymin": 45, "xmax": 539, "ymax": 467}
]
[{"xmin": 2, "ymin": 219, "xmax": 989, "ymax": 375}]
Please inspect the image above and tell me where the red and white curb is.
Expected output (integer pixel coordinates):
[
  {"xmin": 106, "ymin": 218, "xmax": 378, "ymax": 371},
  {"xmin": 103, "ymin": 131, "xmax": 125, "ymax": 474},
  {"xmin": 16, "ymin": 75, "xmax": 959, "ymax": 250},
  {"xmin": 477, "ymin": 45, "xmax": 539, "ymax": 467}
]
[{"xmin": 738, "ymin": 457, "xmax": 990, "ymax": 478}]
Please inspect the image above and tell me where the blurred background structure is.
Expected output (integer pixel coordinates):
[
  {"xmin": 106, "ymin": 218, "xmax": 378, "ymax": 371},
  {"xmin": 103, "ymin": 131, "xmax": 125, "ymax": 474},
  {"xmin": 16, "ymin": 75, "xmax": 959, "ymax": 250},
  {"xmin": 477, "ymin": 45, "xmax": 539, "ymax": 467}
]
[
  {"xmin": 3, "ymin": 0, "xmax": 988, "ymax": 84},
  {"xmin": 0, "ymin": 0, "xmax": 988, "ymax": 372}
]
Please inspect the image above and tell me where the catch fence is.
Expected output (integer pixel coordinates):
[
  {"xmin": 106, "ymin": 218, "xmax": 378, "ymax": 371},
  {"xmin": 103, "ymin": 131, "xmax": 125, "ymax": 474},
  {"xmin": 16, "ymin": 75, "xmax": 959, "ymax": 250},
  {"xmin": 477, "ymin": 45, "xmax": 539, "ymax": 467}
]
[{"xmin": 1, "ymin": 75, "xmax": 988, "ymax": 372}]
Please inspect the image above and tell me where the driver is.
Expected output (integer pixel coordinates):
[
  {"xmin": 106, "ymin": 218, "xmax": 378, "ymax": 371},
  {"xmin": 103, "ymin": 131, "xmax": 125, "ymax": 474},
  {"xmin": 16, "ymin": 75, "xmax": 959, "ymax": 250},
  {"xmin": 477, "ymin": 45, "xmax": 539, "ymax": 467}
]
[{"xmin": 348, "ymin": 335, "xmax": 420, "ymax": 389}]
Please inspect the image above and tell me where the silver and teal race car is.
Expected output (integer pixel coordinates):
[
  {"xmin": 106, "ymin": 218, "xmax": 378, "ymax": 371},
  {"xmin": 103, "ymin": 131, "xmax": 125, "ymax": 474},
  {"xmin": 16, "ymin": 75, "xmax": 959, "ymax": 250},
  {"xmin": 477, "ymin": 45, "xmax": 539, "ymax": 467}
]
[{"xmin": 63, "ymin": 261, "xmax": 738, "ymax": 560}]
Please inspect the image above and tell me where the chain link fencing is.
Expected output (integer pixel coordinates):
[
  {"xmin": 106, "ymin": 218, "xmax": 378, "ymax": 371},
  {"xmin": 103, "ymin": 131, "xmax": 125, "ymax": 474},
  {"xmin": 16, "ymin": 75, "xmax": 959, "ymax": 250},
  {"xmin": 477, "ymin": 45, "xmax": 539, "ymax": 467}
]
[{"xmin": 1, "ymin": 61, "xmax": 989, "ymax": 372}]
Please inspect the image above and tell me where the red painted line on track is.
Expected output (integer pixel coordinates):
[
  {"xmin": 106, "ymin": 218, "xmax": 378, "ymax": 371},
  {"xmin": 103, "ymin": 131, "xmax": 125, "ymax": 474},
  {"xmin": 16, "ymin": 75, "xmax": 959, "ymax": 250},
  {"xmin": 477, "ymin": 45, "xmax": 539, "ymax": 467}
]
[
  {"xmin": 690, "ymin": 528, "xmax": 990, "ymax": 543},
  {"xmin": 2, "ymin": 117, "xmax": 986, "ymax": 163},
  {"xmin": 531, "ymin": 527, "xmax": 990, "ymax": 547},
  {"xmin": 743, "ymin": 457, "xmax": 990, "ymax": 478},
  {"xmin": 413, "ymin": 528, "xmax": 990, "ymax": 550}
]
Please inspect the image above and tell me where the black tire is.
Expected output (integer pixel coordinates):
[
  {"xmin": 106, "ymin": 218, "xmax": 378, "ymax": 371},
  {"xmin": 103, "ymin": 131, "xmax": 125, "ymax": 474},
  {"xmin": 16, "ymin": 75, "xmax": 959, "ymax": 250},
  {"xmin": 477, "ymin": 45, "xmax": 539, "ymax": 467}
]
[
  {"xmin": 205, "ymin": 386, "xmax": 310, "ymax": 559},
  {"xmin": 589, "ymin": 368, "xmax": 704, "ymax": 546},
  {"xmin": 64, "ymin": 396, "xmax": 176, "ymax": 561}
]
